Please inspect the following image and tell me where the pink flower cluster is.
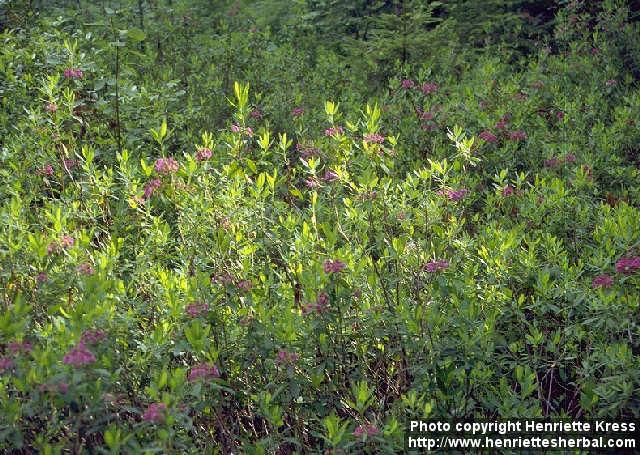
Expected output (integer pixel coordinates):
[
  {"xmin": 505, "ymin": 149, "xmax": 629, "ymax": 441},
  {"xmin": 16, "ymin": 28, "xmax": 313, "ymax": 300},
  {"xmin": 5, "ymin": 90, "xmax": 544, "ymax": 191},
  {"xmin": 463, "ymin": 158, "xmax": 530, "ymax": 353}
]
[
  {"xmin": 437, "ymin": 188, "xmax": 469, "ymax": 201},
  {"xmin": 325, "ymin": 126, "xmax": 344, "ymax": 137},
  {"xmin": 544, "ymin": 154, "xmax": 577, "ymax": 168},
  {"xmin": 143, "ymin": 402, "xmax": 167, "ymax": 423},
  {"xmin": 47, "ymin": 235, "xmax": 75, "ymax": 255},
  {"xmin": 323, "ymin": 170, "xmax": 339, "ymax": 182},
  {"xmin": 154, "ymin": 157, "xmax": 179, "ymax": 175},
  {"xmin": 479, "ymin": 130, "xmax": 497, "ymax": 143},
  {"xmin": 77, "ymin": 262, "xmax": 95, "ymax": 275},
  {"xmin": 185, "ymin": 301, "xmax": 209, "ymax": 318},
  {"xmin": 211, "ymin": 272, "xmax": 235, "ymax": 286},
  {"xmin": 592, "ymin": 274, "xmax": 614, "ymax": 289},
  {"xmin": 363, "ymin": 133, "xmax": 385, "ymax": 144},
  {"xmin": 424, "ymin": 259, "xmax": 450, "ymax": 273},
  {"xmin": 7, "ymin": 340, "xmax": 32, "ymax": 354},
  {"xmin": 401, "ymin": 79, "xmax": 415, "ymax": 89},
  {"xmin": 80, "ymin": 329, "xmax": 107, "ymax": 345},
  {"xmin": 0, "ymin": 357, "xmax": 14, "ymax": 373},
  {"xmin": 302, "ymin": 291, "xmax": 330, "ymax": 315},
  {"xmin": 616, "ymin": 257, "xmax": 640, "ymax": 275},
  {"xmin": 188, "ymin": 363, "xmax": 220, "ymax": 382},
  {"xmin": 275, "ymin": 350, "xmax": 299, "ymax": 365},
  {"xmin": 292, "ymin": 107, "xmax": 304, "ymax": 117},
  {"xmin": 250, "ymin": 109, "xmax": 262, "ymax": 119},
  {"xmin": 231, "ymin": 124, "xmax": 253, "ymax": 136},
  {"xmin": 502, "ymin": 185, "xmax": 514, "ymax": 197},
  {"xmin": 237, "ymin": 279, "xmax": 253, "ymax": 292},
  {"xmin": 63, "ymin": 342, "xmax": 96, "ymax": 368},
  {"xmin": 63, "ymin": 68, "xmax": 84, "ymax": 79},
  {"xmin": 40, "ymin": 164, "xmax": 54, "ymax": 176},
  {"xmin": 353, "ymin": 423, "xmax": 379, "ymax": 438},
  {"xmin": 422, "ymin": 82, "xmax": 438, "ymax": 95},
  {"xmin": 296, "ymin": 142, "xmax": 321, "ymax": 159},
  {"xmin": 196, "ymin": 147, "xmax": 212, "ymax": 161},
  {"xmin": 143, "ymin": 178, "xmax": 162, "ymax": 200},
  {"xmin": 323, "ymin": 259, "xmax": 346, "ymax": 274},
  {"xmin": 507, "ymin": 130, "xmax": 527, "ymax": 141},
  {"xmin": 305, "ymin": 178, "xmax": 319, "ymax": 189}
]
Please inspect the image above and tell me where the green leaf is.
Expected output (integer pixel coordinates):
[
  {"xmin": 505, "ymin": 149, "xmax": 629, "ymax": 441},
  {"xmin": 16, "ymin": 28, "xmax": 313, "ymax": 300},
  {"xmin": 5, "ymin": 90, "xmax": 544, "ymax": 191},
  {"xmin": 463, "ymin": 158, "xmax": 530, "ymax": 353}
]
[{"xmin": 127, "ymin": 28, "xmax": 146, "ymax": 42}]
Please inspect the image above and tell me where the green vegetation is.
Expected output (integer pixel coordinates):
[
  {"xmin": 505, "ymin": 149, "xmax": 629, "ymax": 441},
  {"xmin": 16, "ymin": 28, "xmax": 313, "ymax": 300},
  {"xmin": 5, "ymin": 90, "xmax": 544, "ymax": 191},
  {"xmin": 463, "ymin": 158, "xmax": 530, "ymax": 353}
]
[{"xmin": 0, "ymin": 0, "xmax": 639, "ymax": 453}]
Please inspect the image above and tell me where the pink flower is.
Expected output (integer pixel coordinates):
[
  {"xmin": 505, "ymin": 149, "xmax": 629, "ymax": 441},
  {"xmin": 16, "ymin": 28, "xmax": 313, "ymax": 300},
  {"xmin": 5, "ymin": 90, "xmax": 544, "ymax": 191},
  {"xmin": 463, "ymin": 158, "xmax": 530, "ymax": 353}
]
[
  {"xmin": 292, "ymin": 107, "xmax": 304, "ymax": 117},
  {"xmin": 45, "ymin": 102, "xmax": 58, "ymax": 113},
  {"xmin": 420, "ymin": 110, "xmax": 434, "ymax": 121},
  {"xmin": 323, "ymin": 259, "xmax": 346, "ymax": 274},
  {"xmin": 80, "ymin": 329, "xmax": 107, "ymax": 345},
  {"xmin": 495, "ymin": 119, "xmax": 508, "ymax": 131},
  {"xmin": 421, "ymin": 82, "xmax": 438, "ymax": 95},
  {"xmin": 236, "ymin": 279, "xmax": 253, "ymax": 292},
  {"xmin": 507, "ymin": 130, "xmax": 527, "ymax": 141},
  {"xmin": 363, "ymin": 133, "xmax": 385, "ymax": 144},
  {"xmin": 478, "ymin": 131, "xmax": 497, "ymax": 143},
  {"xmin": 62, "ymin": 159, "xmax": 77, "ymax": 170},
  {"xmin": 47, "ymin": 242, "xmax": 58, "ymax": 255},
  {"xmin": 143, "ymin": 178, "xmax": 162, "ymax": 199},
  {"xmin": 424, "ymin": 259, "xmax": 449, "ymax": 273},
  {"xmin": 325, "ymin": 126, "xmax": 344, "ymax": 137},
  {"xmin": 401, "ymin": 79, "xmax": 415, "ymax": 89},
  {"xmin": 544, "ymin": 157, "xmax": 560, "ymax": 168},
  {"xmin": 63, "ymin": 68, "xmax": 83, "ymax": 79},
  {"xmin": 77, "ymin": 262, "xmax": 95, "ymax": 275},
  {"xmin": 143, "ymin": 403, "xmax": 167, "ymax": 423},
  {"xmin": 556, "ymin": 111, "xmax": 565, "ymax": 121},
  {"xmin": 615, "ymin": 257, "xmax": 640, "ymax": 275},
  {"xmin": 196, "ymin": 148, "xmax": 212, "ymax": 161},
  {"xmin": 60, "ymin": 235, "xmax": 74, "ymax": 248},
  {"xmin": 322, "ymin": 170, "xmax": 339, "ymax": 182},
  {"xmin": 40, "ymin": 164, "xmax": 54, "ymax": 176},
  {"xmin": 185, "ymin": 301, "xmax": 209, "ymax": 318},
  {"xmin": 188, "ymin": 363, "xmax": 220, "ymax": 382},
  {"xmin": 63, "ymin": 343, "xmax": 96, "ymax": 367},
  {"xmin": 502, "ymin": 185, "xmax": 514, "ymax": 197},
  {"xmin": 606, "ymin": 79, "xmax": 617, "ymax": 87},
  {"xmin": 353, "ymin": 423, "xmax": 379, "ymax": 438},
  {"xmin": 275, "ymin": 350, "xmax": 299, "ymax": 365},
  {"xmin": 7, "ymin": 341, "xmax": 32, "ymax": 355},
  {"xmin": 36, "ymin": 272, "xmax": 48, "ymax": 283},
  {"xmin": 245, "ymin": 127, "xmax": 253, "ymax": 137},
  {"xmin": 250, "ymin": 109, "xmax": 262, "ymax": 119},
  {"xmin": 154, "ymin": 157, "xmax": 179, "ymax": 175},
  {"xmin": 211, "ymin": 273, "xmax": 235, "ymax": 286},
  {"xmin": 303, "ymin": 292, "xmax": 330, "ymax": 315},
  {"xmin": 564, "ymin": 153, "xmax": 577, "ymax": 163},
  {"xmin": 0, "ymin": 357, "xmax": 14, "ymax": 373},
  {"xmin": 437, "ymin": 188, "xmax": 469, "ymax": 201},
  {"xmin": 305, "ymin": 178, "xmax": 320, "ymax": 189},
  {"xmin": 231, "ymin": 124, "xmax": 241, "ymax": 133},
  {"xmin": 591, "ymin": 47, "xmax": 600, "ymax": 55},
  {"xmin": 592, "ymin": 274, "xmax": 614, "ymax": 289}
]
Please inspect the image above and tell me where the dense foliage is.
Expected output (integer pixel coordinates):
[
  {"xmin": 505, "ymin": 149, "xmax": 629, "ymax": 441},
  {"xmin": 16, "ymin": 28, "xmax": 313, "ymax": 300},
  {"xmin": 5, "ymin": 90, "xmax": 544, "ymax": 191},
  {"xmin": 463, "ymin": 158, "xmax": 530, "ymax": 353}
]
[{"xmin": 1, "ymin": 0, "xmax": 639, "ymax": 453}]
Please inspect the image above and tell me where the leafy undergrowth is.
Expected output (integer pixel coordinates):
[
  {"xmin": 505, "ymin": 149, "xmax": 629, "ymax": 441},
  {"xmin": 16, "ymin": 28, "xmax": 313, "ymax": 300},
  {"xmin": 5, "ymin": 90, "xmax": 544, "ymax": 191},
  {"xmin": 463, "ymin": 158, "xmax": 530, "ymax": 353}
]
[{"xmin": 0, "ymin": 1, "xmax": 639, "ymax": 453}]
